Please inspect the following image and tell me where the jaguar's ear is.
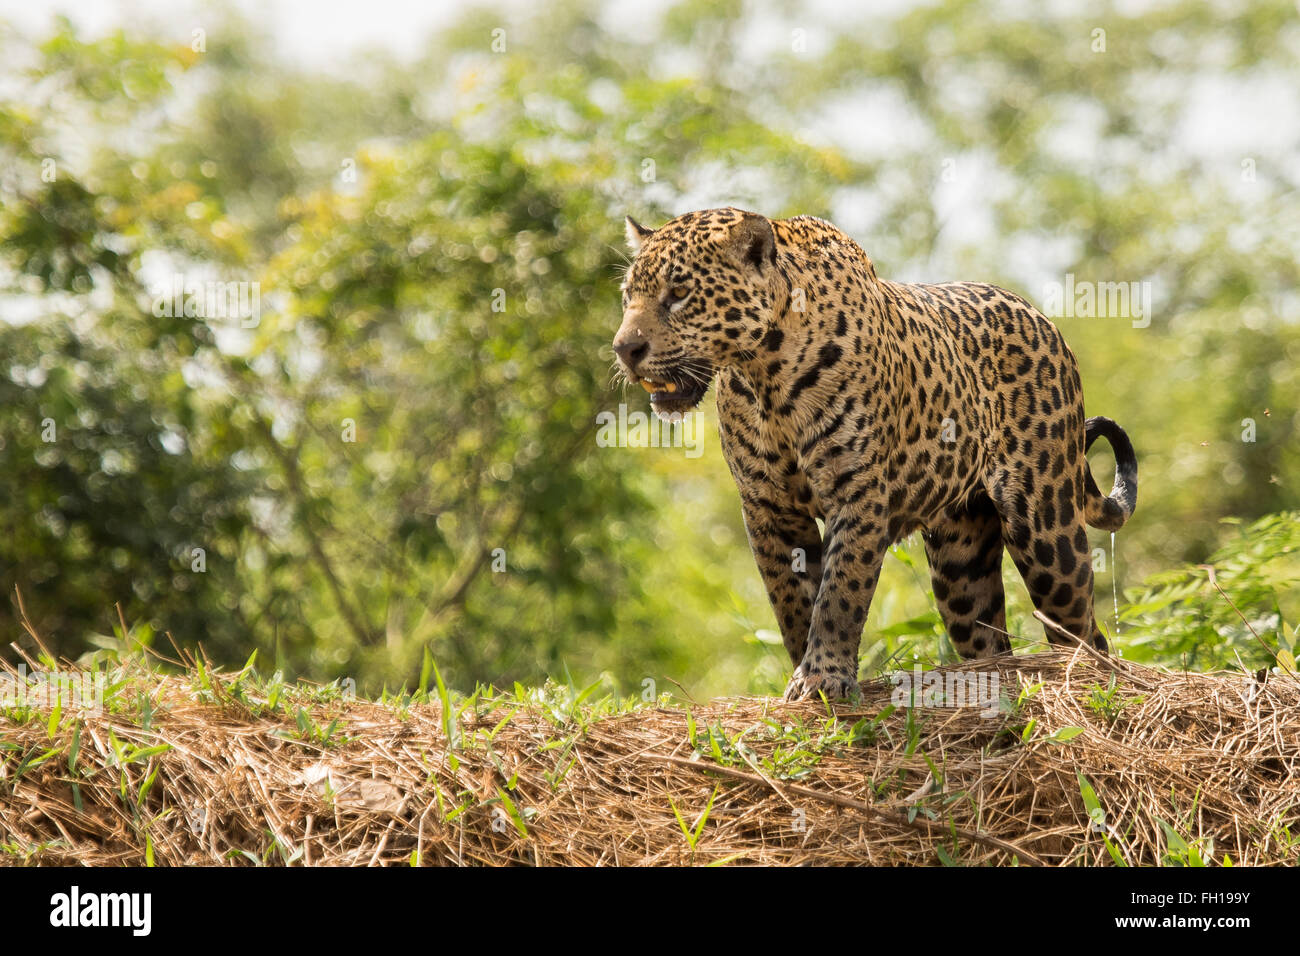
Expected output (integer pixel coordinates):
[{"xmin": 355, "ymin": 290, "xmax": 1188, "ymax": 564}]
[
  {"xmin": 625, "ymin": 216, "xmax": 654, "ymax": 253},
  {"xmin": 726, "ymin": 212, "xmax": 777, "ymax": 272}
]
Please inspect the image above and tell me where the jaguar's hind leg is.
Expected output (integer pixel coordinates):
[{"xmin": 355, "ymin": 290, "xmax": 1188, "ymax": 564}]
[{"xmin": 923, "ymin": 491, "xmax": 1011, "ymax": 659}]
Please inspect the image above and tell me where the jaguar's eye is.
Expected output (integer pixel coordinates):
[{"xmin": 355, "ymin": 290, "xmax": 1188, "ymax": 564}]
[{"xmin": 668, "ymin": 285, "xmax": 690, "ymax": 301}]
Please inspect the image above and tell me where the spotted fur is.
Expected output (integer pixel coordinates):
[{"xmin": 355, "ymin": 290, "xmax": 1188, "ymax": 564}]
[{"xmin": 612, "ymin": 208, "xmax": 1138, "ymax": 700}]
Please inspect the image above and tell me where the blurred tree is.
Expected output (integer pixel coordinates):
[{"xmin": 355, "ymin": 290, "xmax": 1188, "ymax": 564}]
[{"xmin": 1, "ymin": 0, "xmax": 1297, "ymax": 695}]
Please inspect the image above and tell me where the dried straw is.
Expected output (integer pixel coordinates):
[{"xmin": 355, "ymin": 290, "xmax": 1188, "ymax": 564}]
[{"xmin": 2, "ymin": 646, "xmax": 1297, "ymax": 866}]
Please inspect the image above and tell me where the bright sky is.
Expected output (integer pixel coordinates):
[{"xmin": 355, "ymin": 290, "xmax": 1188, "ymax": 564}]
[
  {"xmin": 0, "ymin": 0, "xmax": 933, "ymax": 66},
  {"xmin": 0, "ymin": 0, "xmax": 471, "ymax": 64},
  {"xmin": 0, "ymin": 0, "xmax": 682, "ymax": 65}
]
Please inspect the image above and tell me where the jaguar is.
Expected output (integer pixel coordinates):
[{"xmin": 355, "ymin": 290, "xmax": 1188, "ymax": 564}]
[{"xmin": 612, "ymin": 207, "xmax": 1137, "ymax": 700}]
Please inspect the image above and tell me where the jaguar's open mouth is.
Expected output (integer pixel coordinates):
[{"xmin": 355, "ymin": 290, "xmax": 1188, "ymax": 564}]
[{"xmin": 636, "ymin": 375, "xmax": 708, "ymax": 416}]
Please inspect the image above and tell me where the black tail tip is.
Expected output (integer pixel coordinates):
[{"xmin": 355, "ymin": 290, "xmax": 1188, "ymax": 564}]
[{"xmin": 1085, "ymin": 415, "xmax": 1138, "ymax": 524}]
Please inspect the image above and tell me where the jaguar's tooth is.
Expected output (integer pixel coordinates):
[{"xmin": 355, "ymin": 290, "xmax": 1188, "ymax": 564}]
[
  {"xmin": 640, "ymin": 379, "xmax": 655, "ymax": 393},
  {"xmin": 664, "ymin": 382, "xmax": 678, "ymax": 393}
]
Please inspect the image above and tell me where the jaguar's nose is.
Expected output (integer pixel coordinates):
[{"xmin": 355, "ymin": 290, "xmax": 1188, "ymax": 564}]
[{"xmin": 613, "ymin": 336, "xmax": 649, "ymax": 372}]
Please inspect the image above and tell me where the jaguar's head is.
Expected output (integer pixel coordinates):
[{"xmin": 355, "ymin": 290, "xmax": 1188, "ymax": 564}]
[{"xmin": 613, "ymin": 207, "xmax": 782, "ymax": 418}]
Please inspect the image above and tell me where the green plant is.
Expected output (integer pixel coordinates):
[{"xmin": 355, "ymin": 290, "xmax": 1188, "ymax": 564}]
[
  {"xmin": 1121, "ymin": 513, "xmax": 1300, "ymax": 671},
  {"xmin": 1086, "ymin": 675, "xmax": 1142, "ymax": 724},
  {"xmin": 669, "ymin": 786, "xmax": 718, "ymax": 854}
]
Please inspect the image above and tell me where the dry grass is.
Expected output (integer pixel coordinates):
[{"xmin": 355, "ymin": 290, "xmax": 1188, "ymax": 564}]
[{"xmin": 2, "ymin": 645, "xmax": 1298, "ymax": 866}]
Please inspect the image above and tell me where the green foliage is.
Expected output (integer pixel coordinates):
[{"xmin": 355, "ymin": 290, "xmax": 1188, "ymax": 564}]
[
  {"xmin": 669, "ymin": 785, "xmax": 717, "ymax": 853},
  {"xmin": 1119, "ymin": 513, "xmax": 1300, "ymax": 671},
  {"xmin": 1085, "ymin": 675, "xmax": 1142, "ymax": 725},
  {"xmin": 1077, "ymin": 771, "xmax": 1127, "ymax": 866},
  {"xmin": 684, "ymin": 707, "xmax": 895, "ymax": 781}
]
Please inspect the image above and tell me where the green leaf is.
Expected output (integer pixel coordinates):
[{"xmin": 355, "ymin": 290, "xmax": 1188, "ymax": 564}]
[
  {"xmin": 876, "ymin": 612, "xmax": 943, "ymax": 638},
  {"xmin": 1048, "ymin": 726, "xmax": 1084, "ymax": 743},
  {"xmin": 497, "ymin": 788, "xmax": 529, "ymax": 839}
]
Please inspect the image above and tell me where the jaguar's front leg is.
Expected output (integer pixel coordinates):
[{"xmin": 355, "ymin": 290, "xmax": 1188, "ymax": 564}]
[
  {"xmin": 784, "ymin": 509, "xmax": 888, "ymax": 702},
  {"xmin": 739, "ymin": 498, "xmax": 823, "ymax": 668}
]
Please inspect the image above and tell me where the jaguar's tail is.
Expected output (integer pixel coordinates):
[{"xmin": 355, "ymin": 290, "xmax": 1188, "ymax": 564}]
[{"xmin": 1083, "ymin": 416, "xmax": 1138, "ymax": 532}]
